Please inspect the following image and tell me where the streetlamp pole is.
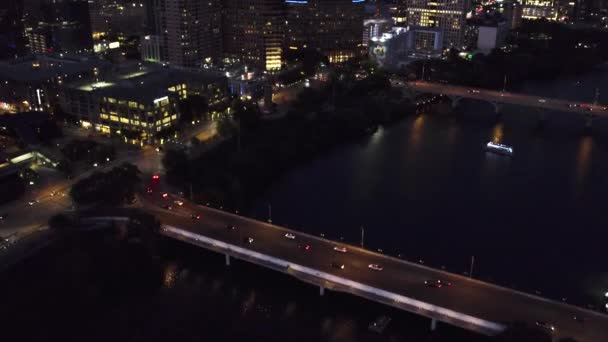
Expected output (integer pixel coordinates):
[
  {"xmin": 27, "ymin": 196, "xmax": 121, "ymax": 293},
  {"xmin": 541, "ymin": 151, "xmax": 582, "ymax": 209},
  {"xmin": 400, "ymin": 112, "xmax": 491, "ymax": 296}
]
[
  {"xmin": 360, "ymin": 226, "xmax": 365, "ymax": 248},
  {"xmin": 268, "ymin": 203, "xmax": 272, "ymax": 223},
  {"xmin": 502, "ymin": 74, "xmax": 507, "ymax": 93},
  {"xmin": 469, "ymin": 256, "xmax": 475, "ymax": 278},
  {"xmin": 421, "ymin": 63, "xmax": 426, "ymax": 81}
]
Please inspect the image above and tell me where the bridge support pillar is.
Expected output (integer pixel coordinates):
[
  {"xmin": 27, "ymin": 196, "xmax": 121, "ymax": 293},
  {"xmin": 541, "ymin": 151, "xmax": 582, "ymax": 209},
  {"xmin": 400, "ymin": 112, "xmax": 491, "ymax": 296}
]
[
  {"xmin": 319, "ymin": 286, "xmax": 325, "ymax": 296},
  {"xmin": 430, "ymin": 318, "xmax": 437, "ymax": 331},
  {"xmin": 584, "ymin": 115, "xmax": 594, "ymax": 135},
  {"xmin": 451, "ymin": 98, "xmax": 459, "ymax": 109},
  {"xmin": 493, "ymin": 103, "xmax": 502, "ymax": 115},
  {"xmin": 225, "ymin": 254, "xmax": 230, "ymax": 266}
]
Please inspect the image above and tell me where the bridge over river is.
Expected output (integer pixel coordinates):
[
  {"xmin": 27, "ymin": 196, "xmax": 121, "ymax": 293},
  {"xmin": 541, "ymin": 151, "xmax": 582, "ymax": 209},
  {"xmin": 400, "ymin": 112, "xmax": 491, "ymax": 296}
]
[{"xmin": 82, "ymin": 193, "xmax": 608, "ymax": 342}]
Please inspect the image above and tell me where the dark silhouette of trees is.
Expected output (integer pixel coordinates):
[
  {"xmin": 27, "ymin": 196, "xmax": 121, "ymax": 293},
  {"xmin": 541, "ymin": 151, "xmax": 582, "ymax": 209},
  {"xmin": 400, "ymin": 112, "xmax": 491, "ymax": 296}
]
[
  {"xmin": 70, "ymin": 163, "xmax": 141, "ymax": 206},
  {"xmin": 179, "ymin": 95, "xmax": 209, "ymax": 124}
]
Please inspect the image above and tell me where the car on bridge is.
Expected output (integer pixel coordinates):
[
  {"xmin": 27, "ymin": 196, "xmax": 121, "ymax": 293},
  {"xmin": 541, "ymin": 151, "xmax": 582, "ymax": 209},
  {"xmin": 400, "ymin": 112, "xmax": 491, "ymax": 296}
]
[
  {"xmin": 284, "ymin": 233, "xmax": 296, "ymax": 240},
  {"xmin": 191, "ymin": 214, "xmax": 201, "ymax": 219},
  {"xmin": 298, "ymin": 244, "xmax": 312, "ymax": 251},
  {"xmin": 368, "ymin": 264, "xmax": 383, "ymax": 271},
  {"xmin": 425, "ymin": 279, "xmax": 452, "ymax": 288},
  {"xmin": 333, "ymin": 246, "xmax": 347, "ymax": 253},
  {"xmin": 226, "ymin": 224, "xmax": 236, "ymax": 231},
  {"xmin": 331, "ymin": 262, "xmax": 345, "ymax": 270},
  {"xmin": 535, "ymin": 321, "xmax": 556, "ymax": 333},
  {"xmin": 244, "ymin": 237, "xmax": 254, "ymax": 244}
]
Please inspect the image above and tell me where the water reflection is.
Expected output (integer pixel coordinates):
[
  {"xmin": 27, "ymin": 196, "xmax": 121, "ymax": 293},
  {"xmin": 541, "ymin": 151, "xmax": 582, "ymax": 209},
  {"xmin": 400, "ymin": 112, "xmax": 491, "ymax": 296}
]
[
  {"xmin": 491, "ymin": 122, "xmax": 504, "ymax": 143},
  {"xmin": 575, "ymin": 136, "xmax": 593, "ymax": 196},
  {"xmin": 408, "ymin": 115, "xmax": 425, "ymax": 152},
  {"xmin": 163, "ymin": 263, "xmax": 178, "ymax": 288}
]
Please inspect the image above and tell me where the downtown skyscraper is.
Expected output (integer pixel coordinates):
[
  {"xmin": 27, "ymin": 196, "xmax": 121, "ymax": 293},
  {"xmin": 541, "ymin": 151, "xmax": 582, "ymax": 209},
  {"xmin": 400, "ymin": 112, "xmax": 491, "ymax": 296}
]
[
  {"xmin": 406, "ymin": 0, "xmax": 468, "ymax": 51},
  {"xmin": 147, "ymin": 0, "xmax": 221, "ymax": 67},
  {"xmin": 222, "ymin": 0, "xmax": 284, "ymax": 71},
  {"xmin": 285, "ymin": 0, "xmax": 365, "ymax": 63}
]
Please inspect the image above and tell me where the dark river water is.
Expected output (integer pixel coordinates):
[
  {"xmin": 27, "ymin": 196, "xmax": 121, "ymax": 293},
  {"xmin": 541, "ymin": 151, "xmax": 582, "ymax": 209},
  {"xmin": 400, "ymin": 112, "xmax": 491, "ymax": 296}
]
[{"xmin": 251, "ymin": 67, "xmax": 608, "ymax": 308}]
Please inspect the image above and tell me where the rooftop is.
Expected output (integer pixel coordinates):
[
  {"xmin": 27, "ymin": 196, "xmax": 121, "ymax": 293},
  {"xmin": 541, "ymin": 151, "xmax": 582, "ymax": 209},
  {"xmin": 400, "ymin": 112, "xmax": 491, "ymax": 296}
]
[
  {"xmin": 0, "ymin": 55, "xmax": 110, "ymax": 83},
  {"xmin": 67, "ymin": 63, "xmax": 226, "ymax": 103}
]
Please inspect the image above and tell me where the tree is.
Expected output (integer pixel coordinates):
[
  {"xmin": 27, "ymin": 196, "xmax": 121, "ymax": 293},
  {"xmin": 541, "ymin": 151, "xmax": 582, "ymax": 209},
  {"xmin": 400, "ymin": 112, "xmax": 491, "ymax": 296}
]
[
  {"xmin": 49, "ymin": 214, "xmax": 78, "ymax": 240},
  {"xmin": 70, "ymin": 163, "xmax": 141, "ymax": 206},
  {"xmin": 179, "ymin": 95, "xmax": 209, "ymax": 124},
  {"xmin": 162, "ymin": 149, "xmax": 190, "ymax": 187}
]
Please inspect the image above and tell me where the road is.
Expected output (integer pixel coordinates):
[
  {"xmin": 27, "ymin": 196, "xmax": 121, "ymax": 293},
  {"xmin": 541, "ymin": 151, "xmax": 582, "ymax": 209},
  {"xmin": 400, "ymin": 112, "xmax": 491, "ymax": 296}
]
[
  {"xmin": 128, "ymin": 192, "xmax": 608, "ymax": 342},
  {"xmin": 0, "ymin": 145, "xmax": 161, "ymax": 239},
  {"xmin": 408, "ymin": 81, "xmax": 608, "ymax": 116}
]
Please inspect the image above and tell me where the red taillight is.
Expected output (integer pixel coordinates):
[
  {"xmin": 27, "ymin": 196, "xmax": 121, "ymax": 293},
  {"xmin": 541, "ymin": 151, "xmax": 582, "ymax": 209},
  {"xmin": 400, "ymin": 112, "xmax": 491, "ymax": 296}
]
[
  {"xmin": 162, "ymin": 193, "xmax": 168, "ymax": 198},
  {"xmin": 152, "ymin": 175, "xmax": 160, "ymax": 180},
  {"xmin": 305, "ymin": 245, "xmax": 311, "ymax": 250}
]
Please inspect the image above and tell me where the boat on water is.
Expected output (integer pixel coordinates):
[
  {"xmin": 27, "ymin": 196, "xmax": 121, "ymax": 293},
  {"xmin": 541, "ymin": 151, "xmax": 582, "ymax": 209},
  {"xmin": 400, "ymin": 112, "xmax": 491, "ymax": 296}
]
[{"xmin": 485, "ymin": 141, "xmax": 513, "ymax": 156}]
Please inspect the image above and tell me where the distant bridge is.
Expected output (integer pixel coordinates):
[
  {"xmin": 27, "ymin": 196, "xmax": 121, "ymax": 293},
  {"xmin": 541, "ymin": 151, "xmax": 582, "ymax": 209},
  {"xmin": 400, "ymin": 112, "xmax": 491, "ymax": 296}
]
[{"xmin": 404, "ymin": 81, "xmax": 606, "ymax": 126}]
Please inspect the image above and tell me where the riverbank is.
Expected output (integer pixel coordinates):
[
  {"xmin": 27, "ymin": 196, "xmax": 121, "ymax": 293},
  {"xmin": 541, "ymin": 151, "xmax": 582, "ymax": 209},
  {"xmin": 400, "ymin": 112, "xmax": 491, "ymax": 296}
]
[{"xmin": 164, "ymin": 75, "xmax": 416, "ymax": 210}]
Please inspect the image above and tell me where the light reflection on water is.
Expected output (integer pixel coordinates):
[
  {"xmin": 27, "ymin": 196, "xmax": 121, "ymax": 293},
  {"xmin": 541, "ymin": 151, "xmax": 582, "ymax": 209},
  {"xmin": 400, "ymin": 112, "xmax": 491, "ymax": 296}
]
[{"xmin": 575, "ymin": 136, "xmax": 593, "ymax": 196}]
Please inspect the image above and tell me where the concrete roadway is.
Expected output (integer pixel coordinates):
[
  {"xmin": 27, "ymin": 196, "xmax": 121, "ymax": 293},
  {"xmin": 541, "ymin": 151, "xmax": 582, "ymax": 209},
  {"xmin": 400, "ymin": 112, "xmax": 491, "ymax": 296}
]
[
  {"xmin": 136, "ymin": 193, "xmax": 608, "ymax": 342},
  {"xmin": 0, "ymin": 146, "xmax": 162, "ymax": 239},
  {"xmin": 408, "ymin": 81, "xmax": 608, "ymax": 116}
]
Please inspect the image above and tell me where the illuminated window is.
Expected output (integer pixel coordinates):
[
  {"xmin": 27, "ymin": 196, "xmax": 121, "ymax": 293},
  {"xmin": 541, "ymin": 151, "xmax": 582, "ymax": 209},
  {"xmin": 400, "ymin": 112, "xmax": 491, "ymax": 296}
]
[
  {"xmin": 110, "ymin": 115, "xmax": 119, "ymax": 121},
  {"xmin": 120, "ymin": 117, "xmax": 130, "ymax": 124},
  {"xmin": 100, "ymin": 114, "xmax": 109, "ymax": 119}
]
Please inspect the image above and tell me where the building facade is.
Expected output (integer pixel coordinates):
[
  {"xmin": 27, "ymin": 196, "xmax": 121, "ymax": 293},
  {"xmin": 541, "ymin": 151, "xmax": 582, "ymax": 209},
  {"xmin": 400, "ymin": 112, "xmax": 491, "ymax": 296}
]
[
  {"xmin": 61, "ymin": 64, "xmax": 226, "ymax": 143},
  {"xmin": 147, "ymin": 0, "xmax": 222, "ymax": 67},
  {"xmin": 24, "ymin": 0, "xmax": 94, "ymax": 55},
  {"xmin": 285, "ymin": 0, "xmax": 365, "ymax": 63},
  {"xmin": 522, "ymin": 0, "xmax": 558, "ymax": 20},
  {"xmin": 406, "ymin": 0, "xmax": 468, "ymax": 51},
  {"xmin": 222, "ymin": 0, "xmax": 284, "ymax": 71}
]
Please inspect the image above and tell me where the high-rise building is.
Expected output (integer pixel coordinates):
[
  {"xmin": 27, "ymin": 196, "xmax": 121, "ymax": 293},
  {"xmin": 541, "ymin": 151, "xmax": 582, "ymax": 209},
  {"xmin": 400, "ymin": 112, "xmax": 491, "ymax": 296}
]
[
  {"xmin": 521, "ymin": 0, "xmax": 558, "ymax": 20},
  {"xmin": 25, "ymin": 0, "xmax": 94, "ymax": 55},
  {"xmin": 148, "ymin": 0, "xmax": 221, "ymax": 67},
  {"xmin": 285, "ymin": 0, "xmax": 365, "ymax": 63},
  {"xmin": 0, "ymin": 0, "xmax": 27, "ymax": 59},
  {"xmin": 222, "ymin": 0, "xmax": 284, "ymax": 71},
  {"xmin": 406, "ymin": 0, "xmax": 468, "ymax": 51}
]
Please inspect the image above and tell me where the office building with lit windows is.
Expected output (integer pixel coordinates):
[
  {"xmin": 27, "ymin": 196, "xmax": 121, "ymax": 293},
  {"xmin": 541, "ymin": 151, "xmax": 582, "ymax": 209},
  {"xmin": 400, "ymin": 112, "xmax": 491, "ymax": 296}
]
[
  {"xmin": 522, "ymin": 0, "xmax": 558, "ymax": 20},
  {"xmin": 222, "ymin": 0, "xmax": 284, "ymax": 71},
  {"xmin": 24, "ymin": 0, "xmax": 94, "ymax": 55},
  {"xmin": 406, "ymin": 0, "xmax": 468, "ymax": 51},
  {"xmin": 285, "ymin": 0, "xmax": 366, "ymax": 63},
  {"xmin": 147, "ymin": 0, "xmax": 222, "ymax": 67},
  {"xmin": 61, "ymin": 63, "xmax": 226, "ymax": 143}
]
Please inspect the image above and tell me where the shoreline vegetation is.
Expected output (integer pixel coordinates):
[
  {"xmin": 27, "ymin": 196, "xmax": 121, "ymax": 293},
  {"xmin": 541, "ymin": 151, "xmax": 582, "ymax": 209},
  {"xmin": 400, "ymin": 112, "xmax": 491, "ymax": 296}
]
[{"xmin": 163, "ymin": 73, "xmax": 416, "ymax": 210}]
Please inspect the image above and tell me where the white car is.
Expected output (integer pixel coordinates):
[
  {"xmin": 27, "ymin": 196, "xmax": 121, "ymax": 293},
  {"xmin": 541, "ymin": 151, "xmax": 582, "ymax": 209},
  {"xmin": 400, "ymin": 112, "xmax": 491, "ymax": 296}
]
[
  {"xmin": 333, "ymin": 246, "xmax": 347, "ymax": 253},
  {"xmin": 28, "ymin": 200, "xmax": 38, "ymax": 206},
  {"xmin": 174, "ymin": 200, "xmax": 184, "ymax": 206},
  {"xmin": 538, "ymin": 99, "xmax": 547, "ymax": 103},
  {"xmin": 535, "ymin": 321, "xmax": 556, "ymax": 333},
  {"xmin": 368, "ymin": 264, "xmax": 383, "ymax": 271},
  {"xmin": 284, "ymin": 233, "xmax": 296, "ymax": 240}
]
